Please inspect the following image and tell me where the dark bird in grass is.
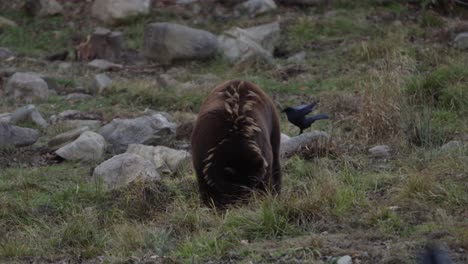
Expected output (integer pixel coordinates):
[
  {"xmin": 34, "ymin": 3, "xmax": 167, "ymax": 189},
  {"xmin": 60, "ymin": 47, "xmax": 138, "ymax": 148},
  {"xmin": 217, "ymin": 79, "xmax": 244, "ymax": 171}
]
[{"xmin": 282, "ymin": 101, "xmax": 329, "ymax": 135}]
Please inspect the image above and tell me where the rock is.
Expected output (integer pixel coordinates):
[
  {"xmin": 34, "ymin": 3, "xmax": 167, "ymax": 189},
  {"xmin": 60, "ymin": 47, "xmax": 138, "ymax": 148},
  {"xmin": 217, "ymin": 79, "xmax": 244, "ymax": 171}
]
[
  {"xmin": 238, "ymin": 0, "xmax": 277, "ymax": 17},
  {"xmin": 157, "ymin": 74, "xmax": 180, "ymax": 88},
  {"xmin": 0, "ymin": 16, "xmax": 17, "ymax": 29},
  {"xmin": 88, "ymin": 59, "xmax": 123, "ymax": 71},
  {"xmin": 94, "ymin": 73, "xmax": 113, "ymax": 94},
  {"xmin": 58, "ymin": 62, "xmax": 72, "ymax": 72},
  {"xmin": 218, "ymin": 21, "xmax": 280, "ymax": 63},
  {"xmin": 287, "ymin": 51, "xmax": 306, "ymax": 63},
  {"xmin": 48, "ymin": 126, "xmax": 90, "ymax": 151},
  {"xmin": 0, "ymin": 123, "xmax": 39, "ymax": 147},
  {"xmin": 5, "ymin": 73, "xmax": 49, "ymax": 103},
  {"xmin": 0, "ymin": 113, "xmax": 11, "ymax": 123},
  {"xmin": 0, "ymin": 47, "xmax": 14, "ymax": 60},
  {"xmin": 126, "ymin": 144, "xmax": 191, "ymax": 174},
  {"xmin": 454, "ymin": 32, "xmax": 468, "ymax": 50},
  {"xmin": 280, "ymin": 133, "xmax": 290, "ymax": 143},
  {"xmin": 441, "ymin": 140, "xmax": 465, "ymax": 152},
  {"xmin": 143, "ymin": 22, "xmax": 220, "ymax": 64},
  {"xmin": 50, "ymin": 110, "xmax": 102, "ymax": 124},
  {"xmin": 337, "ymin": 255, "xmax": 352, "ymax": 264},
  {"xmin": 61, "ymin": 120, "xmax": 102, "ymax": 130},
  {"xmin": 368, "ymin": 145, "xmax": 391, "ymax": 159},
  {"xmin": 91, "ymin": 0, "xmax": 151, "ymax": 25},
  {"xmin": 99, "ymin": 114, "xmax": 176, "ymax": 154},
  {"xmin": 92, "ymin": 153, "xmax": 160, "ymax": 190},
  {"xmin": 280, "ymin": 131, "xmax": 330, "ymax": 158},
  {"xmin": 56, "ymin": 131, "xmax": 106, "ymax": 161},
  {"xmin": 9, "ymin": 104, "xmax": 49, "ymax": 128},
  {"xmin": 64, "ymin": 93, "xmax": 93, "ymax": 101},
  {"xmin": 25, "ymin": 0, "xmax": 63, "ymax": 17}
]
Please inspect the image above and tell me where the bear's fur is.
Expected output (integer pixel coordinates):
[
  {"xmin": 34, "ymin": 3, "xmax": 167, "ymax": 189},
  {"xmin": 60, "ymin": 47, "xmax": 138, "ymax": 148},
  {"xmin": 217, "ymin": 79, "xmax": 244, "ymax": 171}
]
[{"xmin": 191, "ymin": 80, "xmax": 281, "ymax": 207}]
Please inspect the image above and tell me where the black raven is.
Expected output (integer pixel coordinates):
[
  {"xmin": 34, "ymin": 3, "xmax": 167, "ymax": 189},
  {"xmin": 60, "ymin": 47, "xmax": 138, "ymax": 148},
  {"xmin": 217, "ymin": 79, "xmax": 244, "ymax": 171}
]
[{"xmin": 283, "ymin": 101, "xmax": 329, "ymax": 135}]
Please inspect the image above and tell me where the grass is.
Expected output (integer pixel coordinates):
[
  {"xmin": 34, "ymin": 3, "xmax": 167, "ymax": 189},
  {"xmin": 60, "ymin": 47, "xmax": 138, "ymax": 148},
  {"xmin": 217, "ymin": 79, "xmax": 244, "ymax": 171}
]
[{"xmin": 1, "ymin": 1, "xmax": 468, "ymax": 263}]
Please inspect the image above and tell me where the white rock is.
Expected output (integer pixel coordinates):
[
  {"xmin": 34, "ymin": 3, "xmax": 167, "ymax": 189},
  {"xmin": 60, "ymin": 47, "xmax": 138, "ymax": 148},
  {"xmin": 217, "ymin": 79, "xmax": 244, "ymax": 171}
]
[
  {"xmin": 0, "ymin": 16, "xmax": 17, "ymax": 29},
  {"xmin": 218, "ymin": 22, "xmax": 280, "ymax": 63},
  {"xmin": 337, "ymin": 255, "xmax": 352, "ymax": 264},
  {"xmin": 143, "ymin": 22, "xmax": 220, "ymax": 64},
  {"xmin": 64, "ymin": 93, "xmax": 93, "ymax": 101},
  {"xmin": 91, "ymin": 0, "xmax": 151, "ymax": 25},
  {"xmin": 25, "ymin": 0, "xmax": 63, "ymax": 17},
  {"xmin": 92, "ymin": 153, "xmax": 160, "ymax": 190},
  {"xmin": 48, "ymin": 126, "xmax": 90, "ymax": 151},
  {"xmin": 280, "ymin": 133, "xmax": 290, "ymax": 143},
  {"xmin": 280, "ymin": 130, "xmax": 329, "ymax": 158},
  {"xmin": 454, "ymin": 32, "xmax": 468, "ymax": 50},
  {"xmin": 88, "ymin": 59, "xmax": 123, "ymax": 71},
  {"xmin": 5, "ymin": 72, "xmax": 49, "ymax": 102},
  {"xmin": 368, "ymin": 145, "xmax": 391, "ymax": 159},
  {"xmin": 56, "ymin": 131, "xmax": 106, "ymax": 161},
  {"xmin": 287, "ymin": 51, "xmax": 306, "ymax": 63},
  {"xmin": 0, "ymin": 113, "xmax": 11, "ymax": 123},
  {"xmin": 61, "ymin": 120, "xmax": 102, "ymax": 130},
  {"xmin": 441, "ymin": 140, "xmax": 465, "ymax": 152},
  {"xmin": 99, "ymin": 114, "xmax": 177, "ymax": 154},
  {"xmin": 0, "ymin": 47, "xmax": 14, "ymax": 60},
  {"xmin": 126, "ymin": 144, "xmax": 191, "ymax": 174},
  {"xmin": 239, "ymin": 0, "xmax": 277, "ymax": 17},
  {"xmin": 94, "ymin": 73, "xmax": 113, "ymax": 94}
]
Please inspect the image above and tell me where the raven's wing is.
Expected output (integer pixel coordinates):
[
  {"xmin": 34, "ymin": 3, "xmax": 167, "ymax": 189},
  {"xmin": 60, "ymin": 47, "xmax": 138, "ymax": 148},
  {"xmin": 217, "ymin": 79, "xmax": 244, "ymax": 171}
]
[
  {"xmin": 291, "ymin": 101, "xmax": 319, "ymax": 116},
  {"xmin": 303, "ymin": 113, "xmax": 329, "ymax": 128}
]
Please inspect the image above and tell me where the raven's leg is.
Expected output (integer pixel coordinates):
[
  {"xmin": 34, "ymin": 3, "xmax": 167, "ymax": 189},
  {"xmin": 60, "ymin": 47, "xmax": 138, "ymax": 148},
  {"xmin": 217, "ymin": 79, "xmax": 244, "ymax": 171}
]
[{"xmin": 299, "ymin": 129, "xmax": 303, "ymax": 135}]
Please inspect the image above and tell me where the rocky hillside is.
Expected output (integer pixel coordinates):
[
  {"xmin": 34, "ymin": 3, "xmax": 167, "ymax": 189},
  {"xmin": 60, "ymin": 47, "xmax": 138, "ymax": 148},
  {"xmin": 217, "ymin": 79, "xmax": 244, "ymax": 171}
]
[{"xmin": 0, "ymin": 0, "xmax": 467, "ymax": 263}]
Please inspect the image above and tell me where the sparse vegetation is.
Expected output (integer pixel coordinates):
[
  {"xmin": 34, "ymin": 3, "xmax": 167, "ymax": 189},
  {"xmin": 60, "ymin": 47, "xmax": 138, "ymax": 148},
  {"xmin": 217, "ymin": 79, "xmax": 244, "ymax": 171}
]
[{"xmin": 1, "ymin": 0, "xmax": 467, "ymax": 263}]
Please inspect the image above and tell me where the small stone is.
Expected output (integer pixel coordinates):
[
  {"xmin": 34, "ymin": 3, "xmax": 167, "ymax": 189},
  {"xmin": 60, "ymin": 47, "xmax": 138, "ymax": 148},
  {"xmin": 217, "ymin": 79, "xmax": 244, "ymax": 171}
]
[
  {"xmin": 454, "ymin": 32, "xmax": 468, "ymax": 50},
  {"xmin": 280, "ymin": 133, "xmax": 290, "ymax": 143},
  {"xmin": 30, "ymin": 110, "xmax": 49, "ymax": 128},
  {"xmin": 92, "ymin": 153, "xmax": 160, "ymax": 190},
  {"xmin": 58, "ymin": 62, "xmax": 72, "ymax": 72},
  {"xmin": 91, "ymin": 0, "xmax": 151, "ymax": 25},
  {"xmin": 280, "ymin": 131, "xmax": 330, "ymax": 158},
  {"xmin": 56, "ymin": 131, "xmax": 106, "ymax": 161},
  {"xmin": 0, "ymin": 16, "xmax": 17, "ymax": 29},
  {"xmin": 94, "ymin": 73, "xmax": 113, "ymax": 94},
  {"xmin": 337, "ymin": 255, "xmax": 352, "ymax": 264},
  {"xmin": 0, "ymin": 47, "xmax": 14, "ymax": 60},
  {"xmin": 61, "ymin": 120, "xmax": 102, "ymax": 130},
  {"xmin": 126, "ymin": 144, "xmax": 191, "ymax": 174},
  {"xmin": 368, "ymin": 145, "xmax": 391, "ymax": 159},
  {"xmin": 25, "ymin": 0, "xmax": 63, "ymax": 17},
  {"xmin": 0, "ymin": 113, "xmax": 11, "ymax": 123},
  {"xmin": 441, "ymin": 140, "xmax": 465, "ymax": 152},
  {"xmin": 48, "ymin": 126, "xmax": 90, "ymax": 151},
  {"xmin": 238, "ymin": 0, "xmax": 277, "ymax": 17},
  {"xmin": 287, "ymin": 51, "xmax": 306, "ymax": 64},
  {"xmin": 88, "ymin": 59, "xmax": 123, "ymax": 71},
  {"xmin": 157, "ymin": 74, "xmax": 180, "ymax": 88}
]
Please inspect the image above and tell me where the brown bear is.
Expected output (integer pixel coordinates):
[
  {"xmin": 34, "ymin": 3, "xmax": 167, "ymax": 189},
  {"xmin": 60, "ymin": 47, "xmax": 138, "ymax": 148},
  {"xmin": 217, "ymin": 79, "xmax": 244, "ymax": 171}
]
[{"xmin": 191, "ymin": 80, "xmax": 281, "ymax": 207}]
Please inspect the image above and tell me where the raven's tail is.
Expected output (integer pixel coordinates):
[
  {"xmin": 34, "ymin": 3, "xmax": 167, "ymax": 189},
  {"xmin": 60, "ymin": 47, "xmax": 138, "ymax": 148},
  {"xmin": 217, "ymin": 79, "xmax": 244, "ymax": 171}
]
[{"xmin": 304, "ymin": 113, "xmax": 330, "ymax": 127}]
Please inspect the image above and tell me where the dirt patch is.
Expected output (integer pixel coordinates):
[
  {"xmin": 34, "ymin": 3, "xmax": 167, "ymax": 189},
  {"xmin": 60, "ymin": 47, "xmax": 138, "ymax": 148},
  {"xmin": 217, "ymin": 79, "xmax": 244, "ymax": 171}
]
[{"xmin": 0, "ymin": 146, "xmax": 63, "ymax": 168}]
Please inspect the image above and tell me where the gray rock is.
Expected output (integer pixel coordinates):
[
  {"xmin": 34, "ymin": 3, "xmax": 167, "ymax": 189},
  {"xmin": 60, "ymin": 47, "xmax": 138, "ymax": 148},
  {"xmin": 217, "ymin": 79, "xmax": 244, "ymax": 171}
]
[
  {"xmin": 88, "ymin": 59, "xmax": 123, "ymax": 71},
  {"xmin": 58, "ymin": 62, "xmax": 72, "ymax": 72},
  {"xmin": 238, "ymin": 0, "xmax": 277, "ymax": 17},
  {"xmin": 48, "ymin": 126, "xmax": 90, "ymax": 151},
  {"xmin": 56, "ymin": 131, "xmax": 106, "ymax": 161},
  {"xmin": 0, "ymin": 47, "xmax": 14, "ymax": 60},
  {"xmin": 143, "ymin": 22, "xmax": 220, "ymax": 64},
  {"xmin": 9, "ymin": 104, "xmax": 49, "ymax": 128},
  {"xmin": 92, "ymin": 153, "xmax": 160, "ymax": 190},
  {"xmin": 280, "ymin": 131, "xmax": 330, "ymax": 158},
  {"xmin": 0, "ymin": 123, "xmax": 39, "ymax": 147},
  {"xmin": 99, "ymin": 114, "xmax": 176, "ymax": 154},
  {"xmin": 195, "ymin": 73, "xmax": 220, "ymax": 84},
  {"xmin": 0, "ymin": 16, "xmax": 17, "ymax": 29},
  {"xmin": 276, "ymin": 0, "xmax": 326, "ymax": 5},
  {"xmin": 91, "ymin": 0, "xmax": 151, "ymax": 25},
  {"xmin": 368, "ymin": 145, "xmax": 392, "ymax": 159},
  {"xmin": 25, "ymin": 0, "xmax": 63, "ymax": 17},
  {"xmin": 157, "ymin": 74, "xmax": 180, "ymax": 88},
  {"xmin": 0, "ymin": 113, "xmax": 11, "ymax": 123},
  {"xmin": 337, "ymin": 255, "xmax": 352, "ymax": 264},
  {"xmin": 218, "ymin": 22, "xmax": 280, "ymax": 63},
  {"xmin": 5, "ymin": 72, "xmax": 49, "ymax": 103},
  {"xmin": 50, "ymin": 110, "xmax": 101, "ymax": 124},
  {"xmin": 94, "ymin": 73, "xmax": 113, "ymax": 94},
  {"xmin": 126, "ymin": 144, "xmax": 191, "ymax": 174},
  {"xmin": 454, "ymin": 32, "xmax": 468, "ymax": 50},
  {"xmin": 64, "ymin": 93, "xmax": 93, "ymax": 101},
  {"xmin": 287, "ymin": 51, "xmax": 306, "ymax": 63},
  {"xmin": 280, "ymin": 133, "xmax": 290, "ymax": 144},
  {"xmin": 61, "ymin": 120, "xmax": 102, "ymax": 130},
  {"xmin": 441, "ymin": 140, "xmax": 465, "ymax": 152}
]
